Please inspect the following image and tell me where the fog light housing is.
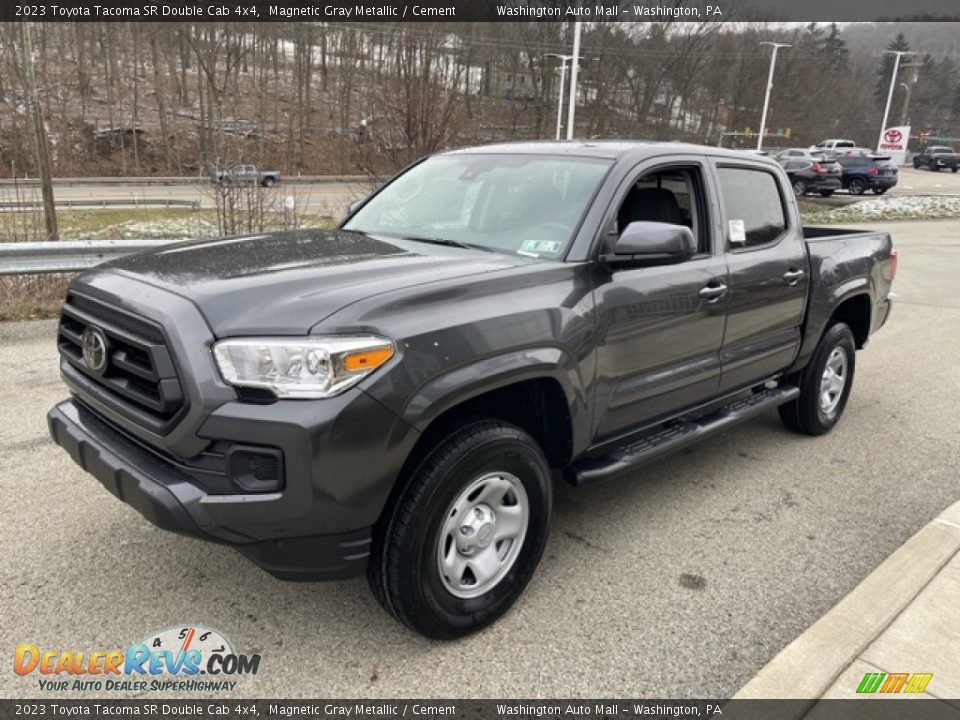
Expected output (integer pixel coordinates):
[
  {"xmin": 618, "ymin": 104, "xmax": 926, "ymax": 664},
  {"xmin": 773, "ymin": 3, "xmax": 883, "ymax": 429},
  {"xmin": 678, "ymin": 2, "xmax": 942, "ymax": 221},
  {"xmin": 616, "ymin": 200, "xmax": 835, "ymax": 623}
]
[{"xmin": 227, "ymin": 446, "xmax": 284, "ymax": 493}]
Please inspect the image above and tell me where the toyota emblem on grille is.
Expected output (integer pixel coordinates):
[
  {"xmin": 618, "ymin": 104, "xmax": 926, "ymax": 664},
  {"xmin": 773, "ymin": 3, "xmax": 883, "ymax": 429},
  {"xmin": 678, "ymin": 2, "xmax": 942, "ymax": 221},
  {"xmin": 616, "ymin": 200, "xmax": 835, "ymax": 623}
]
[{"xmin": 81, "ymin": 327, "xmax": 108, "ymax": 374}]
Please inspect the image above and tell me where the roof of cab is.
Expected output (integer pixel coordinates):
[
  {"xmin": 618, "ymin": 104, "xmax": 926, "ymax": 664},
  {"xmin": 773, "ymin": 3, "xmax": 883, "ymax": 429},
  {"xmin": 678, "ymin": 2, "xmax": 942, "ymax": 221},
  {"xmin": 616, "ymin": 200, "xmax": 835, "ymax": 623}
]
[{"xmin": 441, "ymin": 139, "xmax": 778, "ymax": 166}]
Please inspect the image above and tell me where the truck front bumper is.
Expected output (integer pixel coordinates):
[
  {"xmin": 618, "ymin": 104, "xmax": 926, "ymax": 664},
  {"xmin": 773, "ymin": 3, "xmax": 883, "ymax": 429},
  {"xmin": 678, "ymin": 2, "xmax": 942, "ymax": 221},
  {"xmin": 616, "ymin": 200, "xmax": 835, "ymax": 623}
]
[{"xmin": 48, "ymin": 394, "xmax": 417, "ymax": 580}]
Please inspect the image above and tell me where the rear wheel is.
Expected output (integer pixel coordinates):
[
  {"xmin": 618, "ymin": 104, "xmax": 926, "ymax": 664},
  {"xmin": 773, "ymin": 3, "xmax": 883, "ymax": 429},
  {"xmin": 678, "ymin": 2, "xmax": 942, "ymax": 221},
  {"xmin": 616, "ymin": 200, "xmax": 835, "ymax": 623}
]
[
  {"xmin": 779, "ymin": 323, "xmax": 856, "ymax": 436},
  {"xmin": 848, "ymin": 178, "xmax": 866, "ymax": 195},
  {"xmin": 367, "ymin": 419, "xmax": 552, "ymax": 639},
  {"xmin": 261, "ymin": 177, "xmax": 276, "ymax": 187},
  {"xmin": 952, "ymin": 167, "xmax": 958, "ymax": 174},
  {"xmin": 792, "ymin": 179, "xmax": 807, "ymax": 196},
  {"xmin": 932, "ymin": 165, "xmax": 941, "ymax": 172}
]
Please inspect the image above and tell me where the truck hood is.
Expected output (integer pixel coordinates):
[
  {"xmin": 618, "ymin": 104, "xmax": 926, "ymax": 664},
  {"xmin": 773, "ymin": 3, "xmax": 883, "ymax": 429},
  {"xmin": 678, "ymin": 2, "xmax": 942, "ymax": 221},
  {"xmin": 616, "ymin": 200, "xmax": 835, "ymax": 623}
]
[{"xmin": 102, "ymin": 229, "xmax": 527, "ymax": 336}]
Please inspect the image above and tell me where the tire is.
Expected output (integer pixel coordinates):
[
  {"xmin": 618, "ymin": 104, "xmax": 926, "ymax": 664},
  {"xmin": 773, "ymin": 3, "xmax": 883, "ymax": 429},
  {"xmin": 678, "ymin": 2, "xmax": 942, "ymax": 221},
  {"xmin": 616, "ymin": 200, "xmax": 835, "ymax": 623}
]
[
  {"xmin": 952, "ymin": 167, "xmax": 958, "ymax": 174},
  {"xmin": 848, "ymin": 177, "xmax": 866, "ymax": 195},
  {"xmin": 779, "ymin": 322, "xmax": 856, "ymax": 436},
  {"xmin": 819, "ymin": 190, "xmax": 835, "ymax": 197},
  {"xmin": 913, "ymin": 160, "xmax": 920, "ymax": 169},
  {"xmin": 792, "ymin": 179, "xmax": 807, "ymax": 196},
  {"xmin": 261, "ymin": 177, "xmax": 276, "ymax": 187},
  {"xmin": 367, "ymin": 419, "xmax": 552, "ymax": 639},
  {"xmin": 932, "ymin": 165, "xmax": 941, "ymax": 172}
]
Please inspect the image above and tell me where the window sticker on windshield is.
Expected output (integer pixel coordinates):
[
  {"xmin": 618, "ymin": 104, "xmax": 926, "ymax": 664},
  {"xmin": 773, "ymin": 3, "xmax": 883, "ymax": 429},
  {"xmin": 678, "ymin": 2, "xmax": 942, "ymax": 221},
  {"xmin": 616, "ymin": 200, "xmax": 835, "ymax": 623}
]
[
  {"xmin": 728, "ymin": 219, "xmax": 746, "ymax": 246},
  {"xmin": 520, "ymin": 239, "xmax": 563, "ymax": 256}
]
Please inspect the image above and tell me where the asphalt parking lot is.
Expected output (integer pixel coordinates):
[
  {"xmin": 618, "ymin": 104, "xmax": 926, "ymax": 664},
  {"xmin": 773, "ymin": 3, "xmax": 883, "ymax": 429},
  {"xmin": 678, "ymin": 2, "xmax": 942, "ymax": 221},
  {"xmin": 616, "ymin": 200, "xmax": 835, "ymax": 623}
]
[{"xmin": 1, "ymin": 218, "xmax": 958, "ymax": 699}]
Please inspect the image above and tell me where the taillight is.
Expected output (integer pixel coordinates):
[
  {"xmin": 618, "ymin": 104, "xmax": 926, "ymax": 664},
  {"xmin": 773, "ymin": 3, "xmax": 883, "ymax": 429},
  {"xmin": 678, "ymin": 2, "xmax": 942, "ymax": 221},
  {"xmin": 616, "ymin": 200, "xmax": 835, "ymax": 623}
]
[
  {"xmin": 869, "ymin": 166, "xmax": 879, "ymax": 176},
  {"xmin": 811, "ymin": 162, "xmax": 823, "ymax": 174},
  {"xmin": 890, "ymin": 250, "xmax": 898, "ymax": 280}
]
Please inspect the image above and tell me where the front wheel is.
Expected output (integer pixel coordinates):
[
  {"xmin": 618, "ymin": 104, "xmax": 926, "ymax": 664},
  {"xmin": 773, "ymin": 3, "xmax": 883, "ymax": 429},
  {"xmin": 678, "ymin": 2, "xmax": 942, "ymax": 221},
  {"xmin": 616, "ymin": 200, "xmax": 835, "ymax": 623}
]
[
  {"xmin": 848, "ymin": 178, "xmax": 866, "ymax": 195},
  {"xmin": 952, "ymin": 167, "xmax": 958, "ymax": 174},
  {"xmin": 368, "ymin": 419, "xmax": 552, "ymax": 639},
  {"xmin": 779, "ymin": 323, "xmax": 856, "ymax": 436},
  {"xmin": 261, "ymin": 177, "xmax": 276, "ymax": 187}
]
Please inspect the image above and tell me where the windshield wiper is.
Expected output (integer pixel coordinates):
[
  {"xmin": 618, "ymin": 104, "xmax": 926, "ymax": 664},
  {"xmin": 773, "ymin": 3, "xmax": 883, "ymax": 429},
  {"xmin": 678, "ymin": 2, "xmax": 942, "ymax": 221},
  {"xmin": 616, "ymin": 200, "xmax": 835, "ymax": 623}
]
[{"xmin": 398, "ymin": 235, "xmax": 496, "ymax": 253}]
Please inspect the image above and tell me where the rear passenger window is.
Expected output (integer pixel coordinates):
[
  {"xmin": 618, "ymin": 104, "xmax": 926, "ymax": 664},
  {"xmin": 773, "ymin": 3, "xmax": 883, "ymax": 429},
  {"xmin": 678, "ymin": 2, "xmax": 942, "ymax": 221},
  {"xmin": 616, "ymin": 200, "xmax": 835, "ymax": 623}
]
[{"xmin": 717, "ymin": 167, "xmax": 787, "ymax": 248}]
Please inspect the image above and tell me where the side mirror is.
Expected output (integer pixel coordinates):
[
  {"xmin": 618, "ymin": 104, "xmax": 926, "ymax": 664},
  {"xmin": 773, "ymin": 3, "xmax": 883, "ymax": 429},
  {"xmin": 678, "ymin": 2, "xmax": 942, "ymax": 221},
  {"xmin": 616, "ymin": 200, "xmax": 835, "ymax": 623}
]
[
  {"xmin": 342, "ymin": 198, "xmax": 366, "ymax": 224},
  {"xmin": 606, "ymin": 221, "xmax": 696, "ymax": 265}
]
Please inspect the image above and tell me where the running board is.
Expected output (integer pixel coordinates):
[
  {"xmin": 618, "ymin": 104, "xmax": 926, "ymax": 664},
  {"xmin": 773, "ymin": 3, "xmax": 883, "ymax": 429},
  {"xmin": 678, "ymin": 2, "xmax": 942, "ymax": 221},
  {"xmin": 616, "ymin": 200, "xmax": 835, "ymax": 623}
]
[{"xmin": 568, "ymin": 385, "xmax": 800, "ymax": 487}]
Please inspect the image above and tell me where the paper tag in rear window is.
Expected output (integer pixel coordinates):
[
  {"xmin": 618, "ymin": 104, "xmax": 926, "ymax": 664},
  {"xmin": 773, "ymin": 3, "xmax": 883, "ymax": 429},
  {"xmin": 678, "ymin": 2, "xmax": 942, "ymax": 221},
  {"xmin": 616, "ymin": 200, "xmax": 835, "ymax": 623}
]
[{"xmin": 729, "ymin": 219, "xmax": 746, "ymax": 246}]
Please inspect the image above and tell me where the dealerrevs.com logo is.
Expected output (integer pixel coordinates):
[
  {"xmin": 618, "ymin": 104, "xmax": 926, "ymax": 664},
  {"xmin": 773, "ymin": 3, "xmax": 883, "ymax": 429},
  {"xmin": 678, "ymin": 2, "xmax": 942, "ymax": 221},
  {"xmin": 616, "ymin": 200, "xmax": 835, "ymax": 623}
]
[{"xmin": 14, "ymin": 625, "xmax": 261, "ymax": 693}]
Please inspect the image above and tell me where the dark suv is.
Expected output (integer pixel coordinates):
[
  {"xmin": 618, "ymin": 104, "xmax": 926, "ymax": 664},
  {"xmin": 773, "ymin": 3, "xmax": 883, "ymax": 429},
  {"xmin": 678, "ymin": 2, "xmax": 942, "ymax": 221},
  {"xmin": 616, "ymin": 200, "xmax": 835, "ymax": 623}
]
[
  {"xmin": 777, "ymin": 155, "xmax": 843, "ymax": 197},
  {"xmin": 836, "ymin": 154, "xmax": 898, "ymax": 195}
]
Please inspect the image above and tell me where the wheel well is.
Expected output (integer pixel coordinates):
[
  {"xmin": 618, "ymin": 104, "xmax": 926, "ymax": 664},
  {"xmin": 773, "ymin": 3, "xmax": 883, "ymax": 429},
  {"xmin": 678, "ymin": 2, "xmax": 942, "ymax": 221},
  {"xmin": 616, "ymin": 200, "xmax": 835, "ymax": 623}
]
[
  {"xmin": 830, "ymin": 294, "xmax": 871, "ymax": 348},
  {"xmin": 407, "ymin": 378, "xmax": 573, "ymax": 473}
]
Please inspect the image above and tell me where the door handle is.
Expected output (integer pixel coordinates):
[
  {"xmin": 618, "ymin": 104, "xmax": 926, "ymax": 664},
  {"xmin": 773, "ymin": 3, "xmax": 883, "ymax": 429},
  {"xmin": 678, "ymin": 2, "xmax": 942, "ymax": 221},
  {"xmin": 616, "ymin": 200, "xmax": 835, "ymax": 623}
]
[
  {"xmin": 698, "ymin": 283, "xmax": 728, "ymax": 302},
  {"xmin": 783, "ymin": 268, "xmax": 806, "ymax": 285}
]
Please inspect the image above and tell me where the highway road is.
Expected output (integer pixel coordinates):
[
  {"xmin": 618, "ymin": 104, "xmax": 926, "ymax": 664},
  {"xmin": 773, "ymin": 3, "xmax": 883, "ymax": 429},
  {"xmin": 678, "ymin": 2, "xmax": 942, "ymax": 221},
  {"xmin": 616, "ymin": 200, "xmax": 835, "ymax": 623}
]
[
  {"xmin": 1, "ymin": 219, "xmax": 958, "ymax": 699},
  {"xmin": 1, "ymin": 166, "xmax": 958, "ymax": 213}
]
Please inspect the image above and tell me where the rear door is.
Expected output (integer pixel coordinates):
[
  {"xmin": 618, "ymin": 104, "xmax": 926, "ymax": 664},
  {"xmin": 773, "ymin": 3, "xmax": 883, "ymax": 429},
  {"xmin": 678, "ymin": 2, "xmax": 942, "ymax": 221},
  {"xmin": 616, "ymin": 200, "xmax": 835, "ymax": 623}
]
[{"xmin": 711, "ymin": 161, "xmax": 809, "ymax": 391}]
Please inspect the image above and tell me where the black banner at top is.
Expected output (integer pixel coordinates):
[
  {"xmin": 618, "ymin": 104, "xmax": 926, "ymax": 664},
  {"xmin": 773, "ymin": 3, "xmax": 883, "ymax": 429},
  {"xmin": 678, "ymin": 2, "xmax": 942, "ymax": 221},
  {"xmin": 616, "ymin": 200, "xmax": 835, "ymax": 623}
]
[{"xmin": 4, "ymin": 0, "xmax": 960, "ymax": 23}]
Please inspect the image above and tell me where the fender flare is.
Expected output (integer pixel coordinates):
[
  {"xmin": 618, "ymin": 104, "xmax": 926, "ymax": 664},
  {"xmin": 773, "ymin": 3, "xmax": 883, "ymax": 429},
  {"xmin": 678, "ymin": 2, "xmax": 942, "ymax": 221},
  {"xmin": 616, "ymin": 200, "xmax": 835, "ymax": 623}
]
[{"xmin": 402, "ymin": 346, "xmax": 592, "ymax": 457}]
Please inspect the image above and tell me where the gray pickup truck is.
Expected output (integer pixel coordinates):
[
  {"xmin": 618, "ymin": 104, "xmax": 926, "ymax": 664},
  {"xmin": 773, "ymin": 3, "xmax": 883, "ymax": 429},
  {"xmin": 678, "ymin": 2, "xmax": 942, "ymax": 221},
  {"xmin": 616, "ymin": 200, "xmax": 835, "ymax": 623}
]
[
  {"xmin": 211, "ymin": 164, "xmax": 280, "ymax": 187},
  {"xmin": 48, "ymin": 142, "xmax": 895, "ymax": 638}
]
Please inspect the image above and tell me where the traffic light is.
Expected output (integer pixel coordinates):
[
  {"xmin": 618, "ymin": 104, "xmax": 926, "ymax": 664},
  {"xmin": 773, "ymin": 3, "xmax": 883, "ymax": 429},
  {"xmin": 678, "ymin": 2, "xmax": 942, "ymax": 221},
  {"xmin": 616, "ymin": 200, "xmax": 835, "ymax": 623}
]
[
  {"xmin": 745, "ymin": 127, "xmax": 753, "ymax": 139},
  {"xmin": 785, "ymin": 128, "xmax": 792, "ymax": 140}
]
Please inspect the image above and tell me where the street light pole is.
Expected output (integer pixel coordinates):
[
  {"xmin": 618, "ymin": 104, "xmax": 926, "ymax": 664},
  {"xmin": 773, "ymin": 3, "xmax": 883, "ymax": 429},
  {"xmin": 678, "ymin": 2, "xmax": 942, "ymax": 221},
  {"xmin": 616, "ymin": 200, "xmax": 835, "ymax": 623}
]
[
  {"xmin": 878, "ymin": 50, "xmax": 916, "ymax": 150},
  {"xmin": 545, "ymin": 54, "xmax": 572, "ymax": 140},
  {"xmin": 566, "ymin": 21, "xmax": 582, "ymax": 141},
  {"xmin": 757, "ymin": 42, "xmax": 790, "ymax": 151}
]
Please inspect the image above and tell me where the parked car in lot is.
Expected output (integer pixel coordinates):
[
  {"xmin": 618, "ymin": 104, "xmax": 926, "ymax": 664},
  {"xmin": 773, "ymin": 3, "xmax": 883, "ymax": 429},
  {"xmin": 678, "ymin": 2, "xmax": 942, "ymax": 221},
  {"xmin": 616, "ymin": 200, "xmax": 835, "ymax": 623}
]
[
  {"xmin": 810, "ymin": 139, "xmax": 857, "ymax": 157},
  {"xmin": 836, "ymin": 154, "xmax": 898, "ymax": 195},
  {"xmin": 778, "ymin": 154, "xmax": 844, "ymax": 196},
  {"xmin": 212, "ymin": 164, "xmax": 281, "ymax": 187},
  {"xmin": 49, "ymin": 142, "xmax": 895, "ymax": 639},
  {"xmin": 913, "ymin": 146, "xmax": 960, "ymax": 172}
]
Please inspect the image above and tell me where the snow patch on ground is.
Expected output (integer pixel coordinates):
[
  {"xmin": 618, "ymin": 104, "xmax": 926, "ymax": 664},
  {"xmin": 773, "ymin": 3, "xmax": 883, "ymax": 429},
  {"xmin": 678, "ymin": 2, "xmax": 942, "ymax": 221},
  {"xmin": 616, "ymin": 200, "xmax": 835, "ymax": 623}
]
[{"xmin": 804, "ymin": 195, "xmax": 960, "ymax": 223}]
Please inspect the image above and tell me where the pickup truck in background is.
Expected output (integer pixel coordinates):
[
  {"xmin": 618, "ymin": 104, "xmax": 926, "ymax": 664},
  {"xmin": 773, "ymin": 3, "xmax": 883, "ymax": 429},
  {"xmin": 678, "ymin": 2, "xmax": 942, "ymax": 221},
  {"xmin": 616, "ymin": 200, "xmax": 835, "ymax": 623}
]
[
  {"xmin": 913, "ymin": 145, "xmax": 960, "ymax": 172},
  {"xmin": 48, "ymin": 142, "xmax": 895, "ymax": 639},
  {"xmin": 211, "ymin": 164, "xmax": 281, "ymax": 187}
]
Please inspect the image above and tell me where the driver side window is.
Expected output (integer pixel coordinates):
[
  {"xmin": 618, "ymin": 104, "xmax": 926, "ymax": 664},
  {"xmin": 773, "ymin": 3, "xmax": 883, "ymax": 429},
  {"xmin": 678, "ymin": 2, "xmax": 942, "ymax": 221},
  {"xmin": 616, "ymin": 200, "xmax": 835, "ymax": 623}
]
[{"xmin": 615, "ymin": 167, "xmax": 707, "ymax": 254}]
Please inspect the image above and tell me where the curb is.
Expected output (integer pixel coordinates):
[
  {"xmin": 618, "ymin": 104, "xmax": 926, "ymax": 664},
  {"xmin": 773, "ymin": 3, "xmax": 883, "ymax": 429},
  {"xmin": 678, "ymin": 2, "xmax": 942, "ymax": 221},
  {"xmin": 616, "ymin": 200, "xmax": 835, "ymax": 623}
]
[{"xmin": 734, "ymin": 499, "xmax": 960, "ymax": 703}]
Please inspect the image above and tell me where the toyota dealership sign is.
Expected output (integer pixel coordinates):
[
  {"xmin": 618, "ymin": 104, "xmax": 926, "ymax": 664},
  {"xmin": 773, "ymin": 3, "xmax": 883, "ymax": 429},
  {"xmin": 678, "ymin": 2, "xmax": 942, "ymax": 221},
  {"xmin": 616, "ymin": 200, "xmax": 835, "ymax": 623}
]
[{"xmin": 878, "ymin": 125, "xmax": 911, "ymax": 165}]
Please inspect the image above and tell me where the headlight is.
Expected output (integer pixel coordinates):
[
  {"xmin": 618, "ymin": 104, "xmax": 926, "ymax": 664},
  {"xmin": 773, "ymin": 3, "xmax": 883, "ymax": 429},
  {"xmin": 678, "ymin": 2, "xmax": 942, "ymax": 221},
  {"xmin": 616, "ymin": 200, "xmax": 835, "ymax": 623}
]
[{"xmin": 212, "ymin": 335, "xmax": 395, "ymax": 399}]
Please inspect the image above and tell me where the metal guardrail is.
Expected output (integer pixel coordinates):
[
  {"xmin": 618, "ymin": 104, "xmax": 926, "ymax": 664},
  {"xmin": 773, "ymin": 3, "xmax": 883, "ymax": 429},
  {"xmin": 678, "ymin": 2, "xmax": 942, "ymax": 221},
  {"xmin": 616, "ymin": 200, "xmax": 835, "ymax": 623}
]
[
  {"xmin": 0, "ymin": 239, "xmax": 175, "ymax": 275},
  {"xmin": 0, "ymin": 175, "xmax": 367, "ymax": 187},
  {"xmin": 0, "ymin": 198, "xmax": 200, "ymax": 210}
]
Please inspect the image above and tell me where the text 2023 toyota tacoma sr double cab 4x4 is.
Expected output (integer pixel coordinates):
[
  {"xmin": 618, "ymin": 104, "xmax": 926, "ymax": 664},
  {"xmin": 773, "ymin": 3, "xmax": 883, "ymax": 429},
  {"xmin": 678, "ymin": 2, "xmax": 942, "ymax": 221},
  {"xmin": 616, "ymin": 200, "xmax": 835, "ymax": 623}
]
[{"xmin": 49, "ymin": 142, "xmax": 895, "ymax": 638}]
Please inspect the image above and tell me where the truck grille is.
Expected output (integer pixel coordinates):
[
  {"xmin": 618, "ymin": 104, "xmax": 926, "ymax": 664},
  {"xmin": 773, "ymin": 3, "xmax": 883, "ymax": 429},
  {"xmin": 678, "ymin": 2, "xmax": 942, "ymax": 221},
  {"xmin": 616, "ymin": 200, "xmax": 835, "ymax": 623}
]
[{"xmin": 57, "ymin": 292, "xmax": 185, "ymax": 434}]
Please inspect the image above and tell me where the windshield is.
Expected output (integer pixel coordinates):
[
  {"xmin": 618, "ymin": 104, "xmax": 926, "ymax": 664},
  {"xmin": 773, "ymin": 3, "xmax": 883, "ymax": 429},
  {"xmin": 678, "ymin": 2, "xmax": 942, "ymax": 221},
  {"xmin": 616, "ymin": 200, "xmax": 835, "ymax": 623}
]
[{"xmin": 343, "ymin": 154, "xmax": 612, "ymax": 260}]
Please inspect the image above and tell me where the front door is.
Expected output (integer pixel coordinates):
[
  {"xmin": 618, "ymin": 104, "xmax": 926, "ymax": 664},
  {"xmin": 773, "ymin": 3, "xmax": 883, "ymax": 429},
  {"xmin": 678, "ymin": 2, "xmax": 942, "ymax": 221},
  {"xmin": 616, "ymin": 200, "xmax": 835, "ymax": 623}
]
[{"xmin": 591, "ymin": 160, "xmax": 728, "ymax": 441}]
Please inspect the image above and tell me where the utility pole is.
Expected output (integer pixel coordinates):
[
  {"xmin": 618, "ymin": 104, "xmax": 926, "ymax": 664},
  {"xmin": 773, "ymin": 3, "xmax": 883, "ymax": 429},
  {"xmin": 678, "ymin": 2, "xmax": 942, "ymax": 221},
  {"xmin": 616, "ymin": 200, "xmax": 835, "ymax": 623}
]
[
  {"xmin": 899, "ymin": 62, "xmax": 921, "ymax": 126},
  {"xmin": 566, "ymin": 21, "xmax": 582, "ymax": 141},
  {"xmin": 878, "ymin": 50, "xmax": 916, "ymax": 150},
  {"xmin": 21, "ymin": 22, "xmax": 58, "ymax": 241},
  {"xmin": 545, "ymin": 54, "xmax": 572, "ymax": 140},
  {"xmin": 757, "ymin": 42, "xmax": 790, "ymax": 151}
]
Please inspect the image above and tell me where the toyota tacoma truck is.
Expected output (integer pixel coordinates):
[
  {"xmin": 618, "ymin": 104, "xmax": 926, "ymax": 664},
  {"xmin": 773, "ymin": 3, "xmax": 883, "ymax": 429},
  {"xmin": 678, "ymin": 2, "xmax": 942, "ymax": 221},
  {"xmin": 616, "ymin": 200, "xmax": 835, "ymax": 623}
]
[{"xmin": 48, "ymin": 142, "xmax": 895, "ymax": 639}]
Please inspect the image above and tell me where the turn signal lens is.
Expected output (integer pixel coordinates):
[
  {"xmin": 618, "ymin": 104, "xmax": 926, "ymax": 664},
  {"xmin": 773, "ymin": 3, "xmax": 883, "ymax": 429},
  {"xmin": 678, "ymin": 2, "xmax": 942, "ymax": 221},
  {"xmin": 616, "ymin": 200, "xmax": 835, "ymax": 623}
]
[
  {"xmin": 343, "ymin": 346, "xmax": 394, "ymax": 372},
  {"xmin": 890, "ymin": 250, "xmax": 898, "ymax": 280}
]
